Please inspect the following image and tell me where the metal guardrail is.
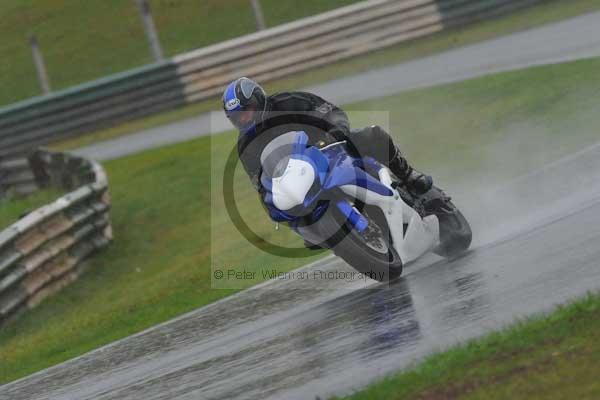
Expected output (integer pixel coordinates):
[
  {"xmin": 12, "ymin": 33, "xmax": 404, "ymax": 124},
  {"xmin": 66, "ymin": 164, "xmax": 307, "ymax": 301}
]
[
  {"xmin": 0, "ymin": 0, "xmax": 541, "ymax": 157},
  {"xmin": 0, "ymin": 150, "xmax": 112, "ymax": 327}
]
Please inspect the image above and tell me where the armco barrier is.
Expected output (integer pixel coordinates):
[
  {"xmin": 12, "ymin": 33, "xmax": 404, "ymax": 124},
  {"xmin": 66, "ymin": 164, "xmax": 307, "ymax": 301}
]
[
  {"xmin": 0, "ymin": 0, "xmax": 541, "ymax": 156},
  {"xmin": 0, "ymin": 150, "xmax": 112, "ymax": 327},
  {"xmin": 0, "ymin": 157, "xmax": 38, "ymax": 197}
]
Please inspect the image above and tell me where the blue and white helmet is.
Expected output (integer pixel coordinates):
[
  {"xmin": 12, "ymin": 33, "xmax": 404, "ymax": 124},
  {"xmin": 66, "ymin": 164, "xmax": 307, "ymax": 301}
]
[{"xmin": 223, "ymin": 77, "xmax": 267, "ymax": 133}]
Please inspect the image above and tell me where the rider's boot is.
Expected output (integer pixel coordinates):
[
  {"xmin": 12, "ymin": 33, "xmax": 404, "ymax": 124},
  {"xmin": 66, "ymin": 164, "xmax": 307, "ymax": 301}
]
[{"xmin": 388, "ymin": 147, "xmax": 433, "ymax": 195}]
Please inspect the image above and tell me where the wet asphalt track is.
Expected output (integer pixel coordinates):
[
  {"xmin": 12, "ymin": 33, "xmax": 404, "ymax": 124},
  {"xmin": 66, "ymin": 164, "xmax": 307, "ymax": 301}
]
[
  {"xmin": 4, "ymin": 11, "xmax": 600, "ymax": 400},
  {"xmin": 3, "ymin": 140, "xmax": 600, "ymax": 399},
  {"xmin": 72, "ymin": 11, "xmax": 600, "ymax": 161}
]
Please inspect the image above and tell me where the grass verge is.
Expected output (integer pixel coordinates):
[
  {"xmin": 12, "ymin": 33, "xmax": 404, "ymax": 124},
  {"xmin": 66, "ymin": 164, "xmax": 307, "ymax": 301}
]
[
  {"xmin": 0, "ymin": 0, "xmax": 358, "ymax": 106},
  {"xmin": 334, "ymin": 292, "xmax": 600, "ymax": 400},
  {"xmin": 0, "ymin": 189, "xmax": 64, "ymax": 230},
  {"xmin": 1, "ymin": 56, "xmax": 600, "ymax": 384},
  {"xmin": 49, "ymin": 0, "xmax": 600, "ymax": 151}
]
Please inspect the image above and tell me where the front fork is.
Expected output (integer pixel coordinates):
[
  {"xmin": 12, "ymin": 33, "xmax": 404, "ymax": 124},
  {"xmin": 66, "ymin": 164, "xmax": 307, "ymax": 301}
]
[{"xmin": 334, "ymin": 200, "xmax": 368, "ymax": 233}]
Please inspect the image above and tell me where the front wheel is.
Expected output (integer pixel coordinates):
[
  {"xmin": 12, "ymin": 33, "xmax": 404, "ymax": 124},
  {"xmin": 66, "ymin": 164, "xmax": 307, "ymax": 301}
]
[{"xmin": 329, "ymin": 205, "xmax": 403, "ymax": 282}]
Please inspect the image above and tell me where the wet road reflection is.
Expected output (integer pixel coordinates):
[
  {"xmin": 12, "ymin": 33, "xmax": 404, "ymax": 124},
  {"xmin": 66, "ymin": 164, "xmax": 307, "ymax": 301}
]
[{"xmin": 2, "ymin": 198, "xmax": 600, "ymax": 399}]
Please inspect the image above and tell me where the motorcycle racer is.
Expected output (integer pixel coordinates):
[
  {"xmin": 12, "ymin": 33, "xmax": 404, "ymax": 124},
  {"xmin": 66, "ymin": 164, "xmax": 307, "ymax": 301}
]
[{"xmin": 223, "ymin": 77, "xmax": 433, "ymax": 220}]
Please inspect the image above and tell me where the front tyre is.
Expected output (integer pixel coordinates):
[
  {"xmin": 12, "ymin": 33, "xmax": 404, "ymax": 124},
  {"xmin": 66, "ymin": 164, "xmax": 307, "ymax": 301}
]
[{"xmin": 329, "ymin": 206, "xmax": 403, "ymax": 282}]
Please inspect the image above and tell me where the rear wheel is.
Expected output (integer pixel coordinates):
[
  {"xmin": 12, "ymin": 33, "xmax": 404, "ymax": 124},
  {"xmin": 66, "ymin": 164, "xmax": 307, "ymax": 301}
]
[
  {"xmin": 391, "ymin": 181, "xmax": 472, "ymax": 259},
  {"xmin": 419, "ymin": 186, "xmax": 472, "ymax": 258},
  {"xmin": 434, "ymin": 206, "xmax": 472, "ymax": 258}
]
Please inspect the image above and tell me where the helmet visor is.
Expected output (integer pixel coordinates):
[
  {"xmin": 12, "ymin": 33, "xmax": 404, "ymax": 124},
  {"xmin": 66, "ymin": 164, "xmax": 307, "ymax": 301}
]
[{"xmin": 227, "ymin": 104, "xmax": 257, "ymax": 130}]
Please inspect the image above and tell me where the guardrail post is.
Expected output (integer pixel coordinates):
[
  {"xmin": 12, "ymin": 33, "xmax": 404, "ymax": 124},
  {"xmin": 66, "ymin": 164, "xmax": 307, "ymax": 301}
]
[
  {"xmin": 250, "ymin": 0, "xmax": 266, "ymax": 31},
  {"xmin": 28, "ymin": 34, "xmax": 51, "ymax": 95},
  {"xmin": 0, "ymin": 0, "xmax": 543, "ymax": 156},
  {"xmin": 135, "ymin": 0, "xmax": 164, "ymax": 61}
]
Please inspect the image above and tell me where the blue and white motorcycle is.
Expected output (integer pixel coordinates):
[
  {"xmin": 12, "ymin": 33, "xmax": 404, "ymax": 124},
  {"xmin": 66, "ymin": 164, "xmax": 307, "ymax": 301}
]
[{"xmin": 260, "ymin": 131, "xmax": 472, "ymax": 281}]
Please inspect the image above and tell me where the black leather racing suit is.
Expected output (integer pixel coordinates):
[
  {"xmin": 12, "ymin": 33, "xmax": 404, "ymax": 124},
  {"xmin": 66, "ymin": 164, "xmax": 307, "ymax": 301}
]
[{"xmin": 237, "ymin": 91, "xmax": 401, "ymax": 192}]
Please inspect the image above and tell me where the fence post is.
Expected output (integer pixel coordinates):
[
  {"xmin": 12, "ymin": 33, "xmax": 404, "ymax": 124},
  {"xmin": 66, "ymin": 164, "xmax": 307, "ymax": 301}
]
[
  {"xmin": 250, "ymin": 0, "xmax": 266, "ymax": 31},
  {"xmin": 135, "ymin": 0, "xmax": 164, "ymax": 61},
  {"xmin": 28, "ymin": 34, "xmax": 51, "ymax": 95}
]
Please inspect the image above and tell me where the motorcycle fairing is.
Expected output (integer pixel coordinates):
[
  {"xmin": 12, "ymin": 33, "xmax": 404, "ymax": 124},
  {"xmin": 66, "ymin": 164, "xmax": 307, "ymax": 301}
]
[
  {"xmin": 260, "ymin": 131, "xmax": 392, "ymax": 224},
  {"xmin": 339, "ymin": 181, "xmax": 439, "ymax": 263},
  {"xmin": 320, "ymin": 150, "xmax": 394, "ymax": 197},
  {"xmin": 259, "ymin": 131, "xmax": 440, "ymax": 262},
  {"xmin": 271, "ymin": 157, "xmax": 315, "ymax": 210}
]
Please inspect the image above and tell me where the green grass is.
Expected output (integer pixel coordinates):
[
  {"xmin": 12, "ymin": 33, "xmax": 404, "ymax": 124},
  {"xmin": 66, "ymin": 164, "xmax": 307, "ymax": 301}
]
[
  {"xmin": 333, "ymin": 292, "xmax": 600, "ymax": 400},
  {"xmin": 348, "ymin": 57, "xmax": 600, "ymax": 187},
  {"xmin": 0, "ymin": 0, "xmax": 359, "ymax": 107},
  {"xmin": 2, "ymin": 56, "xmax": 600, "ymax": 384},
  {"xmin": 49, "ymin": 0, "xmax": 600, "ymax": 151},
  {"xmin": 0, "ymin": 189, "xmax": 64, "ymax": 230}
]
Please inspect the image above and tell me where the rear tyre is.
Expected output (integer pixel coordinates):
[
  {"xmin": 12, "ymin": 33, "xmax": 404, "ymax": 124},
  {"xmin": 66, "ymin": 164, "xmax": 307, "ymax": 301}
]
[
  {"xmin": 420, "ymin": 186, "xmax": 472, "ymax": 258},
  {"xmin": 434, "ymin": 207, "xmax": 472, "ymax": 258}
]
